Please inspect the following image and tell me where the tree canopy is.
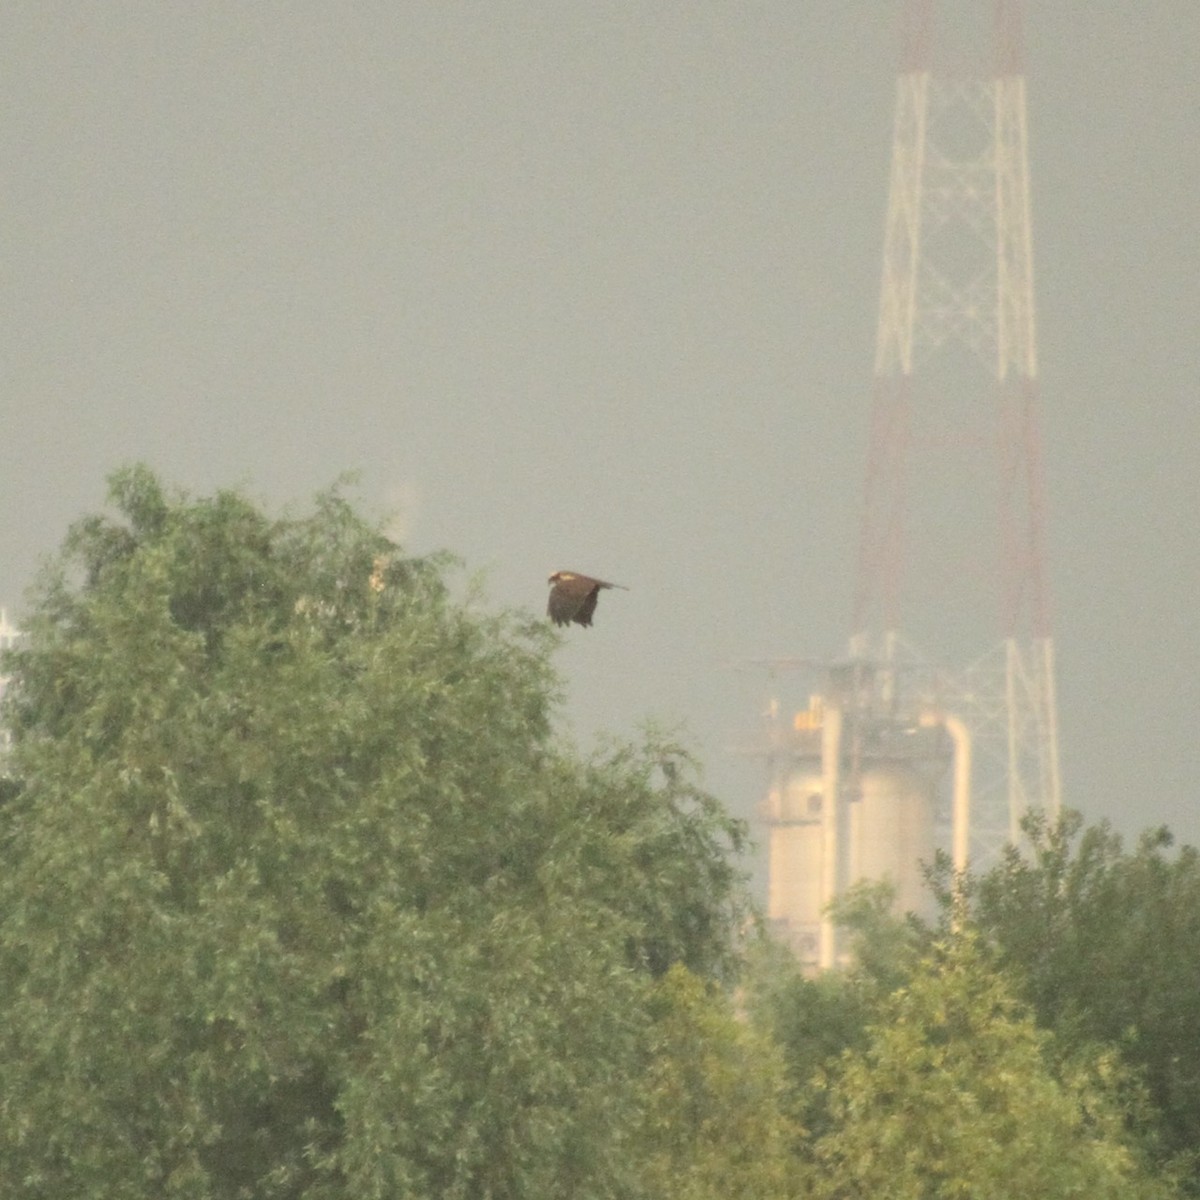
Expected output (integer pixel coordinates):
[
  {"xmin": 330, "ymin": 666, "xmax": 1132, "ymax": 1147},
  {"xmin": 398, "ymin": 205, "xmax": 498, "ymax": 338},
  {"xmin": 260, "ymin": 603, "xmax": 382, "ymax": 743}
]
[
  {"xmin": 965, "ymin": 811, "xmax": 1200, "ymax": 1188},
  {"xmin": 749, "ymin": 865, "xmax": 1190, "ymax": 1198},
  {"xmin": 805, "ymin": 932, "xmax": 1176, "ymax": 1199},
  {"xmin": 0, "ymin": 466, "xmax": 747, "ymax": 1199}
]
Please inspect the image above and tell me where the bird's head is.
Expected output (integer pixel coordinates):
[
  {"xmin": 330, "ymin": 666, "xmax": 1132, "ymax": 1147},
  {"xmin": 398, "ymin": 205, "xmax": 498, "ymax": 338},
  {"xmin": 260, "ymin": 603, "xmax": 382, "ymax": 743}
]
[{"xmin": 547, "ymin": 570, "xmax": 575, "ymax": 586}]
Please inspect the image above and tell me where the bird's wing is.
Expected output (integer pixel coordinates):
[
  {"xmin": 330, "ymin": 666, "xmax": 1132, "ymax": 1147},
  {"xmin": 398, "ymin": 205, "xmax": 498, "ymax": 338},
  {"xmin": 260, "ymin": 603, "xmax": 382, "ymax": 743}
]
[
  {"xmin": 575, "ymin": 586, "xmax": 600, "ymax": 626},
  {"xmin": 546, "ymin": 586, "xmax": 573, "ymax": 625},
  {"xmin": 548, "ymin": 575, "xmax": 595, "ymax": 625}
]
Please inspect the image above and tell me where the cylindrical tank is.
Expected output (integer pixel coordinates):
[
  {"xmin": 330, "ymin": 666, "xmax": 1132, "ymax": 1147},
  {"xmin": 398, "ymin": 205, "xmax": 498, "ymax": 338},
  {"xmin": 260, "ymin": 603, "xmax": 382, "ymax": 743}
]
[
  {"xmin": 847, "ymin": 763, "xmax": 937, "ymax": 919},
  {"xmin": 762, "ymin": 772, "xmax": 825, "ymax": 961}
]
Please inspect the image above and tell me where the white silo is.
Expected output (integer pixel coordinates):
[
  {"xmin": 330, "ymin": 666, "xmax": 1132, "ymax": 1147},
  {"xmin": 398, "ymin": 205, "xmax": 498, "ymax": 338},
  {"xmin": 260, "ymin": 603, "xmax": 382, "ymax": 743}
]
[
  {"xmin": 847, "ymin": 763, "xmax": 938, "ymax": 920},
  {"xmin": 762, "ymin": 770, "xmax": 825, "ymax": 965}
]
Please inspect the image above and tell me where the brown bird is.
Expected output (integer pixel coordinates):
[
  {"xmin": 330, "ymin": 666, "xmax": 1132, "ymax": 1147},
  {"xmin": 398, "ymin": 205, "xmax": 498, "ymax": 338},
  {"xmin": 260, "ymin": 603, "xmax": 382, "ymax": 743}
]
[{"xmin": 546, "ymin": 571, "xmax": 628, "ymax": 628}]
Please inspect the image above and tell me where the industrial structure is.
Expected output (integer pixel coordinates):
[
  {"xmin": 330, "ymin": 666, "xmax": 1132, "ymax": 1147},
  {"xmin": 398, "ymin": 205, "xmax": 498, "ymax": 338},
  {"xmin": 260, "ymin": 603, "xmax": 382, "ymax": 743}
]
[{"xmin": 760, "ymin": 1, "xmax": 1061, "ymax": 968}]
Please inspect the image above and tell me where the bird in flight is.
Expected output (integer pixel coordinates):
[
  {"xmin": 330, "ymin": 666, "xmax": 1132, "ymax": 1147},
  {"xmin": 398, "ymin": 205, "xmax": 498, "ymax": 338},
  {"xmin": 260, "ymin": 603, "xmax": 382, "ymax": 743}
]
[{"xmin": 547, "ymin": 571, "xmax": 628, "ymax": 628}]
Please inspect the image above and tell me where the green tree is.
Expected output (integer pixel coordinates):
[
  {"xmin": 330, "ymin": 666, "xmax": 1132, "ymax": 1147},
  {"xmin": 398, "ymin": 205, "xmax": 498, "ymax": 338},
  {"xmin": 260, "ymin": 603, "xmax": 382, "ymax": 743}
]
[
  {"xmin": 807, "ymin": 932, "xmax": 1178, "ymax": 1199},
  {"xmin": 0, "ymin": 466, "xmax": 747, "ymax": 1199},
  {"xmin": 637, "ymin": 964, "xmax": 804, "ymax": 1200},
  {"xmin": 965, "ymin": 810, "xmax": 1200, "ymax": 1187},
  {"xmin": 746, "ymin": 881, "xmax": 928, "ymax": 1140}
]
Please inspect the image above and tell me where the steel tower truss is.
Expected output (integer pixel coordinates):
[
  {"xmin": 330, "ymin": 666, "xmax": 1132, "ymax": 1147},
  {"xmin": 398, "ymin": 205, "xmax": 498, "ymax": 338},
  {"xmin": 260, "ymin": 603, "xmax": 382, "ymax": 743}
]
[{"xmin": 852, "ymin": 1, "xmax": 1061, "ymax": 863}]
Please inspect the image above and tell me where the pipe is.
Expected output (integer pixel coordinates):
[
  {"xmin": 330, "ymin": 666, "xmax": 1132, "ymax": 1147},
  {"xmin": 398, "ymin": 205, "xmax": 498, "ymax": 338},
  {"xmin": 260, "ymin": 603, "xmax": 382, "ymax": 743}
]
[
  {"xmin": 920, "ymin": 709, "xmax": 971, "ymax": 874},
  {"xmin": 818, "ymin": 705, "xmax": 843, "ymax": 970}
]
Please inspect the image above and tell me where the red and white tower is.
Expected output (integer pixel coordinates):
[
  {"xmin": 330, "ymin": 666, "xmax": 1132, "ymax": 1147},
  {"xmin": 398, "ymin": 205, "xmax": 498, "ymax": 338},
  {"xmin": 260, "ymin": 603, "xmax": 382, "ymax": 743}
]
[
  {"xmin": 760, "ymin": 1, "xmax": 1061, "ymax": 966},
  {"xmin": 853, "ymin": 0, "xmax": 1061, "ymax": 863}
]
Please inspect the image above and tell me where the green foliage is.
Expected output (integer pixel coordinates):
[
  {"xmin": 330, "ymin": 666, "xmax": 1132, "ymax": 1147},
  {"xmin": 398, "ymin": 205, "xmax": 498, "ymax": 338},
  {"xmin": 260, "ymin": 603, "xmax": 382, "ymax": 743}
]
[
  {"xmin": 807, "ymin": 931, "xmax": 1178, "ymax": 1199},
  {"xmin": 744, "ymin": 946, "xmax": 868, "ymax": 1143},
  {"xmin": 0, "ymin": 466, "xmax": 748, "ymax": 1199},
  {"xmin": 826, "ymin": 878, "xmax": 929, "ymax": 991},
  {"xmin": 745, "ymin": 880, "xmax": 930, "ymax": 1140},
  {"xmin": 748, "ymin": 877, "xmax": 1180, "ymax": 1198},
  {"xmin": 11, "ymin": 467, "xmax": 1192, "ymax": 1199},
  {"xmin": 637, "ymin": 964, "xmax": 803, "ymax": 1200},
  {"xmin": 966, "ymin": 810, "xmax": 1200, "ymax": 1187}
]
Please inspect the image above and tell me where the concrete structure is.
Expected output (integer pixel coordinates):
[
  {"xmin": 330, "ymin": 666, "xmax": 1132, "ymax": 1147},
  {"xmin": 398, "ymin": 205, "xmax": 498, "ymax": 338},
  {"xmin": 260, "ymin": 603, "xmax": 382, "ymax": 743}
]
[{"xmin": 759, "ymin": 665, "xmax": 957, "ymax": 968}]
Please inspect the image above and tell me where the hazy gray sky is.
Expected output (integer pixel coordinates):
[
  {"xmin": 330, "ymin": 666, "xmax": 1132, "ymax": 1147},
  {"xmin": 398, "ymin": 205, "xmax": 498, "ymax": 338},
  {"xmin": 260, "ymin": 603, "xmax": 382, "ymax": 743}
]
[{"xmin": 2, "ymin": 4, "xmax": 1197, "ymax": 854}]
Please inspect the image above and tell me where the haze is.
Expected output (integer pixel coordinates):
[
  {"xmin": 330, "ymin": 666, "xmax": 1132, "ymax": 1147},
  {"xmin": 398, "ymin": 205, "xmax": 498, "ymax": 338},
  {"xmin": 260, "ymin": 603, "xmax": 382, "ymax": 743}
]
[{"xmin": 2, "ymin": 4, "xmax": 1197, "ymax": 857}]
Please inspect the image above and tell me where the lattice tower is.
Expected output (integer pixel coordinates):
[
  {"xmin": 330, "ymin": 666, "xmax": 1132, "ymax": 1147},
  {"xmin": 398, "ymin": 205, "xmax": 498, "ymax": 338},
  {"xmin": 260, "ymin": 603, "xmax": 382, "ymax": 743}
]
[{"xmin": 850, "ymin": 0, "xmax": 1061, "ymax": 863}]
